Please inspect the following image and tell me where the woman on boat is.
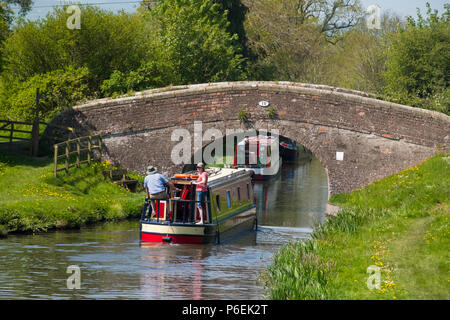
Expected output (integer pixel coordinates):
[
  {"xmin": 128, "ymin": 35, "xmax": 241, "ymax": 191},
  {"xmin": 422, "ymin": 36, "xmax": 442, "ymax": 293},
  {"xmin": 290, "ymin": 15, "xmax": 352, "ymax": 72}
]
[{"xmin": 191, "ymin": 162, "xmax": 208, "ymax": 224}]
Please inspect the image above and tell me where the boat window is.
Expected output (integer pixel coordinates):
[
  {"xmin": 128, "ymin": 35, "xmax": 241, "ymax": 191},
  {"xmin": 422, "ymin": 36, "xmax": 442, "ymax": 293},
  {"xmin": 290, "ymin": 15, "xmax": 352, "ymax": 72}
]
[
  {"xmin": 215, "ymin": 195, "xmax": 221, "ymax": 211},
  {"xmin": 237, "ymin": 145, "xmax": 246, "ymax": 165},
  {"xmin": 237, "ymin": 187, "xmax": 241, "ymax": 203},
  {"xmin": 246, "ymin": 183, "xmax": 250, "ymax": 200},
  {"xmin": 226, "ymin": 191, "xmax": 232, "ymax": 208},
  {"xmin": 259, "ymin": 145, "xmax": 267, "ymax": 166}
]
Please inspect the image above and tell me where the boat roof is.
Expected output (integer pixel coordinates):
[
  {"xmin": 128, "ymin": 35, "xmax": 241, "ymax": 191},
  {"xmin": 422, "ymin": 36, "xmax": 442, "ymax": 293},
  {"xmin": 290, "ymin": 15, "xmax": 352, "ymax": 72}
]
[
  {"xmin": 207, "ymin": 167, "xmax": 253, "ymax": 188},
  {"xmin": 171, "ymin": 167, "xmax": 253, "ymax": 188},
  {"xmin": 237, "ymin": 136, "xmax": 277, "ymax": 146}
]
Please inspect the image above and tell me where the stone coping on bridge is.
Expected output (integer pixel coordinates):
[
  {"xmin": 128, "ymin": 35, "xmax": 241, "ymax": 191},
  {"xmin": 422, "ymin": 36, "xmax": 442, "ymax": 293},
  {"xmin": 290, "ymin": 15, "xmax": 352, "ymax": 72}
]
[{"xmin": 72, "ymin": 81, "xmax": 450, "ymax": 123}]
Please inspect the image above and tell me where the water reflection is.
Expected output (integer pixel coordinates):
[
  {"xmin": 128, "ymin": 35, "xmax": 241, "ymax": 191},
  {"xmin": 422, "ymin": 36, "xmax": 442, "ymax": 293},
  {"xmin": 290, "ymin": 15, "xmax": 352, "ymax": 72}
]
[
  {"xmin": 255, "ymin": 157, "xmax": 328, "ymax": 228},
  {"xmin": 0, "ymin": 157, "xmax": 328, "ymax": 299}
]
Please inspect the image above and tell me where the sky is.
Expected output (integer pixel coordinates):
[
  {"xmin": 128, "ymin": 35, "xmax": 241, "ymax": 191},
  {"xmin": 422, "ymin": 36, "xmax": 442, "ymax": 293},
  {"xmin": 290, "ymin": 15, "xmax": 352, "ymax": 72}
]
[
  {"xmin": 10, "ymin": 0, "xmax": 450, "ymax": 22},
  {"xmin": 359, "ymin": 0, "xmax": 447, "ymax": 17}
]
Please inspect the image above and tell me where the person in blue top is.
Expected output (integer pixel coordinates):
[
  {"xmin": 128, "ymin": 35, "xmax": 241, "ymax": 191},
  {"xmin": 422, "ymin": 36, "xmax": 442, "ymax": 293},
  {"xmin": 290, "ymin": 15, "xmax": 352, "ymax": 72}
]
[{"xmin": 143, "ymin": 166, "xmax": 180, "ymax": 220}]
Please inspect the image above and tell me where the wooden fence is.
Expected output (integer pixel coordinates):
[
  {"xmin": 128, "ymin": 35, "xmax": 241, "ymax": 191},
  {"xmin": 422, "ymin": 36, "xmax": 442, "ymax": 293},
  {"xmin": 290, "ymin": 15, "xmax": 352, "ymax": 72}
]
[
  {"xmin": 0, "ymin": 120, "xmax": 35, "ymax": 142},
  {"xmin": 53, "ymin": 135, "xmax": 102, "ymax": 177},
  {"xmin": 0, "ymin": 119, "xmax": 75, "ymax": 155}
]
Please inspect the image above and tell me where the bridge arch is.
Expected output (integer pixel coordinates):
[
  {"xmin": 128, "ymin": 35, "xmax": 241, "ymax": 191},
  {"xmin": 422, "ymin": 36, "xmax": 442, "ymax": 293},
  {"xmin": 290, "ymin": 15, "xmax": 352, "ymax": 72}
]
[
  {"xmin": 186, "ymin": 127, "xmax": 330, "ymax": 192},
  {"xmin": 48, "ymin": 81, "xmax": 450, "ymax": 196}
]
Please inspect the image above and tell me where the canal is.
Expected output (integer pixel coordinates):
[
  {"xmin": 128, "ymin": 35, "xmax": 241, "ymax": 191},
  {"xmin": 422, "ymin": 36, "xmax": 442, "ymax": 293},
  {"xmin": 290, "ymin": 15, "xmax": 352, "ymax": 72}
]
[{"xmin": 0, "ymin": 157, "xmax": 328, "ymax": 299}]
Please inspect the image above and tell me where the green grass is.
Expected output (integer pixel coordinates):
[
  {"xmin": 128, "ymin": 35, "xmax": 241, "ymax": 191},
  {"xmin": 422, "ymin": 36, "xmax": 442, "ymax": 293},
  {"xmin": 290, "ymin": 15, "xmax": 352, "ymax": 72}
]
[
  {"xmin": 0, "ymin": 151, "xmax": 145, "ymax": 235},
  {"xmin": 262, "ymin": 154, "xmax": 450, "ymax": 300}
]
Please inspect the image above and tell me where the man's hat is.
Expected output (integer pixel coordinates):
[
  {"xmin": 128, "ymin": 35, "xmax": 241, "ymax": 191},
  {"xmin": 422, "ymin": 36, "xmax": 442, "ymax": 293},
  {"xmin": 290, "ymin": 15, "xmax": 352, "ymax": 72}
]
[
  {"xmin": 197, "ymin": 162, "xmax": 204, "ymax": 168},
  {"xmin": 146, "ymin": 165, "xmax": 157, "ymax": 175}
]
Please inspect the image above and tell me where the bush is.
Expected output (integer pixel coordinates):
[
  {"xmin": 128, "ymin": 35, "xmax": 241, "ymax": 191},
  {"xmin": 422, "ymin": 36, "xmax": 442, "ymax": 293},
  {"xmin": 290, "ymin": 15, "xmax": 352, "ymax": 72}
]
[
  {"xmin": 100, "ymin": 61, "xmax": 173, "ymax": 97},
  {"xmin": 5, "ymin": 66, "xmax": 91, "ymax": 121},
  {"xmin": 2, "ymin": 6, "xmax": 147, "ymax": 87},
  {"xmin": 384, "ymin": 3, "xmax": 450, "ymax": 114}
]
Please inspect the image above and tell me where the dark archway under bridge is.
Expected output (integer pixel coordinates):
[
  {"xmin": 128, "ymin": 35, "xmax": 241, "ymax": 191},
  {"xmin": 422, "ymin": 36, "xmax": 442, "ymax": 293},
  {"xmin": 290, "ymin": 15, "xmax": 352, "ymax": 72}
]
[{"xmin": 47, "ymin": 82, "xmax": 450, "ymax": 197}]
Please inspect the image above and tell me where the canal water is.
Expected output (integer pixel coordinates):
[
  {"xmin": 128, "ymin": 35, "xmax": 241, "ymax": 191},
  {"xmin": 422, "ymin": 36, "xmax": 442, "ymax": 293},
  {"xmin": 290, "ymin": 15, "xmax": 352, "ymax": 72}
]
[{"xmin": 0, "ymin": 157, "xmax": 328, "ymax": 299}]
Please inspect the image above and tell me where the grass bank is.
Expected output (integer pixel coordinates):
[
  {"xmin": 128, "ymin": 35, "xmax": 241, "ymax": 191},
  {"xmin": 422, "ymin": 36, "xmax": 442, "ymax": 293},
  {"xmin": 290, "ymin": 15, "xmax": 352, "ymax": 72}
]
[
  {"xmin": 0, "ymin": 151, "xmax": 145, "ymax": 235},
  {"xmin": 263, "ymin": 154, "xmax": 450, "ymax": 300}
]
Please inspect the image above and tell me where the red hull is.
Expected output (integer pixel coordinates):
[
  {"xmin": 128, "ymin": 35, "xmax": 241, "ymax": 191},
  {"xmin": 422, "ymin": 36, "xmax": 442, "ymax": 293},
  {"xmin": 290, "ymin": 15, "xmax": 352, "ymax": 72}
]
[{"xmin": 140, "ymin": 232, "xmax": 213, "ymax": 244}]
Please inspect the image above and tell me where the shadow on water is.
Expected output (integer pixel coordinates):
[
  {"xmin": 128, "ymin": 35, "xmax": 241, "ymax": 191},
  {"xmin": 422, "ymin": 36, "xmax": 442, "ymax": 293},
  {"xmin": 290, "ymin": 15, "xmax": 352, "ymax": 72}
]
[{"xmin": 0, "ymin": 157, "xmax": 328, "ymax": 299}]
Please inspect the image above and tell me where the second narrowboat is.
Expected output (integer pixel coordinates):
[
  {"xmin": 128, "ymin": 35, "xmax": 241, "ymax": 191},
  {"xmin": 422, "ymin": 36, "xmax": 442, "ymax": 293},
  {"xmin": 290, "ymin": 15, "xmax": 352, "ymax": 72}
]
[{"xmin": 233, "ymin": 136, "xmax": 281, "ymax": 180}]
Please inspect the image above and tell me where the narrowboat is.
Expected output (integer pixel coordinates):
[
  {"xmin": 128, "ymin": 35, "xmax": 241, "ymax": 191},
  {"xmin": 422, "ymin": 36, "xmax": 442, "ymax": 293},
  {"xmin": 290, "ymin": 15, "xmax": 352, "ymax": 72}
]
[
  {"xmin": 279, "ymin": 137, "xmax": 298, "ymax": 163},
  {"xmin": 233, "ymin": 136, "xmax": 281, "ymax": 180},
  {"xmin": 140, "ymin": 168, "xmax": 257, "ymax": 244}
]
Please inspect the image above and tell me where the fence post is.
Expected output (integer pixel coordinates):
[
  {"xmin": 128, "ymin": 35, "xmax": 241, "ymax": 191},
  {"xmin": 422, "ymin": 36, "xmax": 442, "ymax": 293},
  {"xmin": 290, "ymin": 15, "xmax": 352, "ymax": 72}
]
[
  {"xmin": 98, "ymin": 136, "xmax": 102, "ymax": 163},
  {"xmin": 31, "ymin": 88, "xmax": 40, "ymax": 157},
  {"xmin": 65, "ymin": 141, "xmax": 69, "ymax": 173},
  {"xmin": 54, "ymin": 144, "xmax": 58, "ymax": 177},
  {"xmin": 76, "ymin": 138, "xmax": 80, "ymax": 168},
  {"xmin": 8, "ymin": 122, "xmax": 13, "ymax": 151},
  {"xmin": 87, "ymin": 136, "xmax": 92, "ymax": 165}
]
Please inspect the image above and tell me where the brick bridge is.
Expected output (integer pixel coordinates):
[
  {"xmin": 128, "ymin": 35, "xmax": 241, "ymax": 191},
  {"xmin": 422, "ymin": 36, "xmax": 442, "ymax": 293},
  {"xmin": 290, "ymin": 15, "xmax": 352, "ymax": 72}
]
[{"xmin": 48, "ymin": 82, "xmax": 450, "ymax": 196}]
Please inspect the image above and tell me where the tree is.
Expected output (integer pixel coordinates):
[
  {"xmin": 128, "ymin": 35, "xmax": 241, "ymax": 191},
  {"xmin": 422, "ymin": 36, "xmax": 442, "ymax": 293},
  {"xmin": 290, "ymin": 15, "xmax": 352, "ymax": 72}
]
[
  {"xmin": 243, "ymin": 0, "xmax": 364, "ymax": 81},
  {"xmin": 141, "ymin": 0, "xmax": 251, "ymax": 59},
  {"xmin": 143, "ymin": 0, "xmax": 246, "ymax": 85},
  {"xmin": 0, "ymin": 3, "xmax": 13, "ymax": 45},
  {"xmin": 384, "ymin": 3, "xmax": 449, "ymax": 114},
  {"xmin": 326, "ymin": 11, "xmax": 402, "ymax": 94},
  {"xmin": 214, "ymin": 0, "xmax": 251, "ymax": 58},
  {"xmin": 1, "ymin": 0, "xmax": 33, "ymax": 71},
  {"xmin": 2, "ymin": 6, "xmax": 148, "ymax": 88},
  {"xmin": 3, "ymin": 0, "xmax": 33, "ymax": 14}
]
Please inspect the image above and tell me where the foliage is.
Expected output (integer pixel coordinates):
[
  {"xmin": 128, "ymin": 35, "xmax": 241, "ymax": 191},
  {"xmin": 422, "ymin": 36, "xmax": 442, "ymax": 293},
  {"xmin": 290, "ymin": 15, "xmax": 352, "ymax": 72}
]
[
  {"xmin": 0, "ymin": 0, "xmax": 32, "ymax": 43},
  {"xmin": 0, "ymin": 1, "xmax": 449, "ymax": 121},
  {"xmin": 0, "ymin": 3, "xmax": 13, "ymax": 72},
  {"xmin": 3, "ymin": 66, "xmax": 91, "ymax": 121},
  {"xmin": 100, "ymin": 61, "xmax": 174, "ymax": 97},
  {"xmin": 0, "ymin": 6, "xmax": 149, "ymax": 117},
  {"xmin": 2, "ymin": 6, "xmax": 147, "ymax": 87},
  {"xmin": 384, "ymin": 3, "xmax": 450, "ymax": 114},
  {"xmin": 238, "ymin": 108, "xmax": 249, "ymax": 122},
  {"xmin": 101, "ymin": 0, "xmax": 247, "ymax": 96},
  {"xmin": 266, "ymin": 106, "xmax": 276, "ymax": 118},
  {"xmin": 3, "ymin": 0, "xmax": 33, "ymax": 14},
  {"xmin": 144, "ymin": 0, "xmax": 246, "ymax": 85},
  {"xmin": 214, "ymin": 0, "xmax": 251, "ymax": 59},
  {"xmin": 243, "ymin": 0, "xmax": 363, "ymax": 81},
  {"xmin": 322, "ymin": 12, "xmax": 402, "ymax": 94}
]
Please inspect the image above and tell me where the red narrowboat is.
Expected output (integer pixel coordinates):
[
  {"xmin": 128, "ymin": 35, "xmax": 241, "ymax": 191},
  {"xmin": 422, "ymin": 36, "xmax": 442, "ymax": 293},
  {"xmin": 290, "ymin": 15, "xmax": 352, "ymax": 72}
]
[
  {"xmin": 233, "ymin": 136, "xmax": 281, "ymax": 180},
  {"xmin": 140, "ymin": 168, "xmax": 257, "ymax": 244}
]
